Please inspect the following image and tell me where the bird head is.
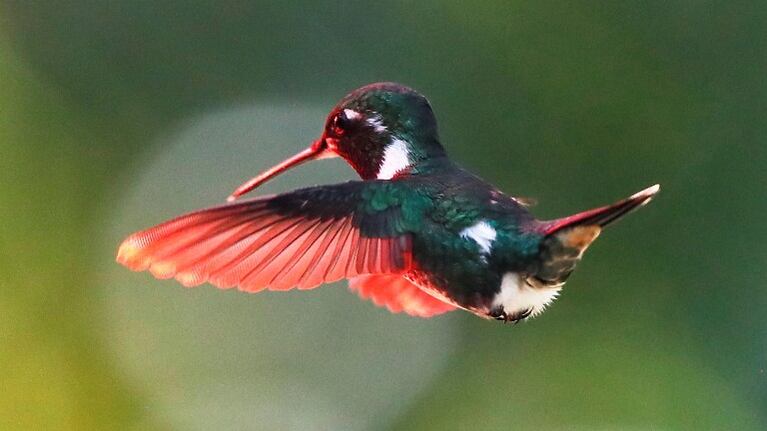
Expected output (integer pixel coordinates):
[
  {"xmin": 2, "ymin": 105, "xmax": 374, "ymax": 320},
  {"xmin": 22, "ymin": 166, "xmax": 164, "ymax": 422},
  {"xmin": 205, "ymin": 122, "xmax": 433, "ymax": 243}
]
[{"xmin": 228, "ymin": 82, "xmax": 445, "ymax": 201}]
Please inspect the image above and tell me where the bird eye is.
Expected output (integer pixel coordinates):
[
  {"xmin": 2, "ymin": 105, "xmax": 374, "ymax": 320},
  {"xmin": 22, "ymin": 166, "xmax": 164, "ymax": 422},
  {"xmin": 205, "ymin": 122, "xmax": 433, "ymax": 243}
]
[
  {"xmin": 330, "ymin": 109, "xmax": 360, "ymax": 136},
  {"xmin": 331, "ymin": 113, "xmax": 348, "ymax": 136}
]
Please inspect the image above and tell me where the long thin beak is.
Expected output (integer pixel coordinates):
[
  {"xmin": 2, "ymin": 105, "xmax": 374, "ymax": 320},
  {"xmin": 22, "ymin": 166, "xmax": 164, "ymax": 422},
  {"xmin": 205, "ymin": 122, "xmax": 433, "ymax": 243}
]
[{"xmin": 227, "ymin": 139, "xmax": 334, "ymax": 202}]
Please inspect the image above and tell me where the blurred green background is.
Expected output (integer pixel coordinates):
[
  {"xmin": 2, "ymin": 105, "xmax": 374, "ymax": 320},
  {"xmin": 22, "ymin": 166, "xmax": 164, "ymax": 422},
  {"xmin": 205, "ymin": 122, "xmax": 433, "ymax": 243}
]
[{"xmin": 1, "ymin": 2, "xmax": 765, "ymax": 430}]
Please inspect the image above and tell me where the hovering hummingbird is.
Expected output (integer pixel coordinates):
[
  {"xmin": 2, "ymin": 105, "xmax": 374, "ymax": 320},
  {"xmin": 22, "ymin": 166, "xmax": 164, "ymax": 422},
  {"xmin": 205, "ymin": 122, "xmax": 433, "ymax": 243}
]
[{"xmin": 117, "ymin": 82, "xmax": 658, "ymax": 323}]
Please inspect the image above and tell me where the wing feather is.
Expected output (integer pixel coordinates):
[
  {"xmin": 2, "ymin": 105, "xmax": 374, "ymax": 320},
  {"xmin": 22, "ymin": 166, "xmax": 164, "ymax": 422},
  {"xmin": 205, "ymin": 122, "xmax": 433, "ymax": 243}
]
[
  {"xmin": 117, "ymin": 182, "xmax": 416, "ymax": 293},
  {"xmin": 348, "ymin": 275, "xmax": 456, "ymax": 318}
]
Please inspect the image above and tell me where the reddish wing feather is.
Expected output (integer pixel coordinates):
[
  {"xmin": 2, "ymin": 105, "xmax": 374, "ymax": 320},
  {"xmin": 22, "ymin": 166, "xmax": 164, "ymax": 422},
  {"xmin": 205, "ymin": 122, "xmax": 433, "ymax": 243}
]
[
  {"xmin": 348, "ymin": 275, "xmax": 457, "ymax": 318},
  {"xmin": 117, "ymin": 196, "xmax": 412, "ymax": 292}
]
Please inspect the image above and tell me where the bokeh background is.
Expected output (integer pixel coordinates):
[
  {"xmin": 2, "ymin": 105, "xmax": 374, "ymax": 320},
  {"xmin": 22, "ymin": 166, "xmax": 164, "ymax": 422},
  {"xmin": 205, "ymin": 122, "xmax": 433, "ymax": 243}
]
[{"xmin": 1, "ymin": 2, "xmax": 765, "ymax": 430}]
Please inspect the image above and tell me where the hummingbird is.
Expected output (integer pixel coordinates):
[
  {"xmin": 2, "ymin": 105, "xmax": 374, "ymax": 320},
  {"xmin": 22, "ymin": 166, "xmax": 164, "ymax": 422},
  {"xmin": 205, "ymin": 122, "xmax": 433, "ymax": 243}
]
[{"xmin": 117, "ymin": 82, "xmax": 659, "ymax": 323}]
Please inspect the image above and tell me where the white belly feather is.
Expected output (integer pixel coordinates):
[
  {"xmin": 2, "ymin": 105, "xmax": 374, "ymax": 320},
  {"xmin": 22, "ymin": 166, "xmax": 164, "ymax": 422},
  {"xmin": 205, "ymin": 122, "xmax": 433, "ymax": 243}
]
[{"xmin": 493, "ymin": 273, "xmax": 562, "ymax": 318}]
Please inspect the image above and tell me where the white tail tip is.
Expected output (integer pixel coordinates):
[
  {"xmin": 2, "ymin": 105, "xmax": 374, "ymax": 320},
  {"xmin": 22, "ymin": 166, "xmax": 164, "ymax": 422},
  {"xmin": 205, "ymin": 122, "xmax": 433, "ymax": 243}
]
[{"xmin": 630, "ymin": 184, "xmax": 661, "ymax": 202}]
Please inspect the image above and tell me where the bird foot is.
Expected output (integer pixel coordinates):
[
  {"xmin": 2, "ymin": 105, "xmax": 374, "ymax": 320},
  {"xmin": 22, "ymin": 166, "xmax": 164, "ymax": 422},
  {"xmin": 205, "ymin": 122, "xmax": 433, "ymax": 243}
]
[{"xmin": 490, "ymin": 307, "xmax": 532, "ymax": 324}]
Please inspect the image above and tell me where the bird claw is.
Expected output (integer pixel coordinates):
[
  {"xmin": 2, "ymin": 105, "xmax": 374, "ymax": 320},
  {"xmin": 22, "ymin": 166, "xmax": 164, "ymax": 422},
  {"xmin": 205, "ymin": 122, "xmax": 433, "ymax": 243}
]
[
  {"xmin": 510, "ymin": 308, "xmax": 532, "ymax": 324},
  {"xmin": 490, "ymin": 307, "xmax": 532, "ymax": 324}
]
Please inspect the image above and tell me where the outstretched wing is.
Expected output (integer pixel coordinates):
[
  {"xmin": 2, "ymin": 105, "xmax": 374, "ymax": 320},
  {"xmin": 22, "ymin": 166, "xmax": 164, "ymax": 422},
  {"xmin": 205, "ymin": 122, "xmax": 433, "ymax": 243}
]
[
  {"xmin": 349, "ymin": 275, "xmax": 457, "ymax": 318},
  {"xmin": 117, "ymin": 181, "xmax": 415, "ymax": 292}
]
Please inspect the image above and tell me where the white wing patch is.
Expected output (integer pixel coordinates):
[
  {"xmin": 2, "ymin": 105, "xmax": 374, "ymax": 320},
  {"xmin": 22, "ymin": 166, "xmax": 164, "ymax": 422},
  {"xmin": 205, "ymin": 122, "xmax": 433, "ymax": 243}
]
[
  {"xmin": 377, "ymin": 138, "xmax": 411, "ymax": 180},
  {"xmin": 460, "ymin": 220, "xmax": 496, "ymax": 255},
  {"xmin": 493, "ymin": 273, "xmax": 561, "ymax": 318}
]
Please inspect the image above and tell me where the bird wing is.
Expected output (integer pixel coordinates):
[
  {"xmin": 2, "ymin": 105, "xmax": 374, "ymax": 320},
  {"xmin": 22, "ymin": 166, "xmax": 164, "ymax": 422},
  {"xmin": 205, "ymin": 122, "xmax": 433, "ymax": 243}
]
[
  {"xmin": 117, "ymin": 181, "xmax": 417, "ymax": 292},
  {"xmin": 348, "ymin": 275, "xmax": 457, "ymax": 318}
]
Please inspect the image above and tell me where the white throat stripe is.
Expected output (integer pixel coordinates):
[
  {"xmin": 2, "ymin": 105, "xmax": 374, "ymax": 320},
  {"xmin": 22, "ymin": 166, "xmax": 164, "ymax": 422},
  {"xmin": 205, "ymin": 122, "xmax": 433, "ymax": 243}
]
[{"xmin": 377, "ymin": 138, "xmax": 411, "ymax": 180}]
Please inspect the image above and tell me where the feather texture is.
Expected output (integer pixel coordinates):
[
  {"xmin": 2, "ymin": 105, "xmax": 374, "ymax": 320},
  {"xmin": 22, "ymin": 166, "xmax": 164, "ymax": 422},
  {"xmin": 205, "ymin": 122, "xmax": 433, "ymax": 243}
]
[
  {"xmin": 117, "ymin": 182, "xmax": 414, "ymax": 292},
  {"xmin": 348, "ymin": 274, "xmax": 456, "ymax": 317}
]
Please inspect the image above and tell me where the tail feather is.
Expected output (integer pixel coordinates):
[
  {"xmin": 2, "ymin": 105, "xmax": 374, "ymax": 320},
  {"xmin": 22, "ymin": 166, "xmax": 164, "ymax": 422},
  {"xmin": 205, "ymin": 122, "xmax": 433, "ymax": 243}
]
[
  {"xmin": 542, "ymin": 184, "xmax": 660, "ymax": 236},
  {"xmin": 532, "ymin": 184, "xmax": 659, "ymax": 286}
]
